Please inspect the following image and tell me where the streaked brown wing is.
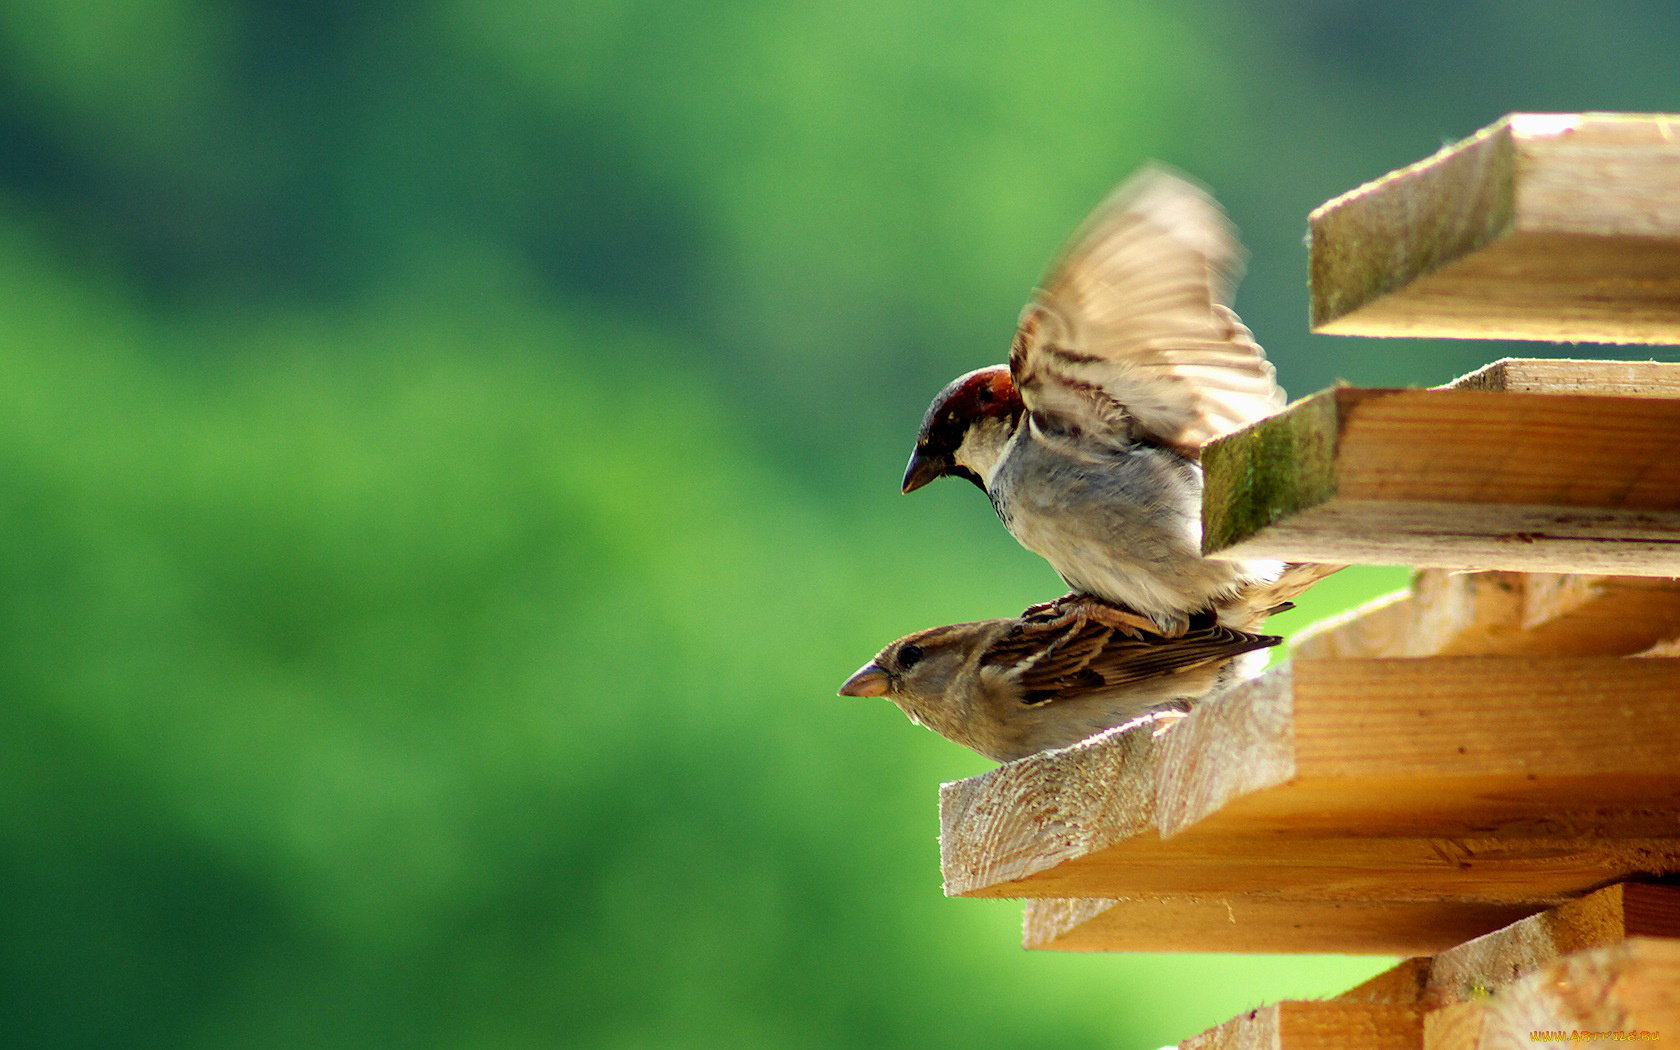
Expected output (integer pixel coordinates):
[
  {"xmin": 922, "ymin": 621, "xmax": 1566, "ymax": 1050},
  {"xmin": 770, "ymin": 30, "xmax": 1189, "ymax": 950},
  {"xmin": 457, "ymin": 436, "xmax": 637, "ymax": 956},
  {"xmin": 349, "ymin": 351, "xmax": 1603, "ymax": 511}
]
[
  {"xmin": 1008, "ymin": 167, "xmax": 1285, "ymax": 454},
  {"xmin": 983, "ymin": 616, "xmax": 1278, "ymax": 705}
]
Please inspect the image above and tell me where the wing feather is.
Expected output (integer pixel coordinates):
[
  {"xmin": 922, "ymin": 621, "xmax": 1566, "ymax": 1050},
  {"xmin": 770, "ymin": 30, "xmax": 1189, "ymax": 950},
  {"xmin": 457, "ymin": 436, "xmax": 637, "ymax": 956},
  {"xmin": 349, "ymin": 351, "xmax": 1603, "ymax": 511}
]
[
  {"xmin": 981, "ymin": 617, "xmax": 1278, "ymax": 706},
  {"xmin": 1009, "ymin": 168, "xmax": 1285, "ymax": 453}
]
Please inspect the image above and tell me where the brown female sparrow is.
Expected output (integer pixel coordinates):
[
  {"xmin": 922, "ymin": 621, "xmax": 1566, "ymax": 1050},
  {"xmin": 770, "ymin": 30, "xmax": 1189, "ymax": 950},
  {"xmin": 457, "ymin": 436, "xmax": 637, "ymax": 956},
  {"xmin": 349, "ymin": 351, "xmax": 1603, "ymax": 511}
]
[
  {"xmin": 838, "ymin": 604, "xmax": 1279, "ymax": 762},
  {"xmin": 900, "ymin": 167, "xmax": 1335, "ymax": 633}
]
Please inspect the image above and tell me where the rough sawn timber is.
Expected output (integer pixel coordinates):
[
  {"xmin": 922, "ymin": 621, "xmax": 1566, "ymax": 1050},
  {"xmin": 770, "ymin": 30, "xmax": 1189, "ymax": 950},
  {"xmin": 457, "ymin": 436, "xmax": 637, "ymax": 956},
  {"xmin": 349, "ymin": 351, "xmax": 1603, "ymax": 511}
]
[
  {"xmin": 1034, "ymin": 564, "xmax": 1680, "ymax": 953},
  {"xmin": 1172, "ymin": 887, "xmax": 1680, "ymax": 1046},
  {"xmin": 1309, "ymin": 112, "xmax": 1680, "ymax": 343},
  {"xmin": 1290, "ymin": 570, "xmax": 1680, "ymax": 661},
  {"xmin": 1424, "ymin": 938, "xmax": 1680, "ymax": 1048},
  {"xmin": 1201, "ymin": 365, "xmax": 1680, "ymax": 574},
  {"xmin": 1023, "ymin": 895, "xmax": 1536, "ymax": 956},
  {"xmin": 1334, "ymin": 883, "xmax": 1680, "ymax": 1009},
  {"xmin": 1179, "ymin": 1001, "xmax": 1423, "ymax": 1050},
  {"xmin": 940, "ymin": 659, "xmax": 1680, "ymax": 953}
]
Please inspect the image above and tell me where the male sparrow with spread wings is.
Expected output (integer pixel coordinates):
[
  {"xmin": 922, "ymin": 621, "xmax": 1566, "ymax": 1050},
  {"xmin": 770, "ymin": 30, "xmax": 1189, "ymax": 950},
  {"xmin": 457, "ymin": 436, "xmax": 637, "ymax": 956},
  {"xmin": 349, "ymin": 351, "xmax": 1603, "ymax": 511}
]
[
  {"xmin": 900, "ymin": 168, "xmax": 1335, "ymax": 633},
  {"xmin": 838, "ymin": 603, "xmax": 1279, "ymax": 762}
]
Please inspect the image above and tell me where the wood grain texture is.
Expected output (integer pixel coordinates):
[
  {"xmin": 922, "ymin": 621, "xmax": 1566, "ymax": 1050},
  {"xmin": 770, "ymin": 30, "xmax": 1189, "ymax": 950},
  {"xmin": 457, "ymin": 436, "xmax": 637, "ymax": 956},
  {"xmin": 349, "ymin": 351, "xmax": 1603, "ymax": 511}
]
[
  {"xmin": 1421, "ymin": 1002, "xmax": 1484, "ymax": 1050},
  {"xmin": 1202, "ymin": 378, "xmax": 1680, "ymax": 574},
  {"xmin": 1340, "ymin": 884, "xmax": 1680, "ymax": 1007},
  {"xmin": 1309, "ymin": 113, "xmax": 1680, "ymax": 343},
  {"xmin": 936, "ymin": 711, "xmax": 1164, "ymax": 896},
  {"xmin": 940, "ymin": 657, "xmax": 1680, "ymax": 953},
  {"xmin": 967, "ymin": 830, "xmax": 1680, "ymax": 904},
  {"xmin": 1288, "ymin": 586, "xmax": 1414, "ymax": 661},
  {"xmin": 1180, "ymin": 1002, "xmax": 1423, "ymax": 1050},
  {"xmin": 1291, "ymin": 570, "xmax": 1680, "ymax": 662},
  {"xmin": 1170, "ymin": 891, "xmax": 1680, "ymax": 1049},
  {"xmin": 1471, "ymin": 937, "xmax": 1680, "ymax": 1042},
  {"xmin": 1451, "ymin": 358, "xmax": 1680, "ymax": 397},
  {"xmin": 1339, "ymin": 958, "xmax": 1433, "ymax": 1005},
  {"xmin": 1023, "ymin": 895, "xmax": 1537, "ymax": 955},
  {"xmin": 1517, "ymin": 574, "xmax": 1680, "ymax": 655},
  {"xmin": 1427, "ymin": 883, "xmax": 1680, "ymax": 1009}
]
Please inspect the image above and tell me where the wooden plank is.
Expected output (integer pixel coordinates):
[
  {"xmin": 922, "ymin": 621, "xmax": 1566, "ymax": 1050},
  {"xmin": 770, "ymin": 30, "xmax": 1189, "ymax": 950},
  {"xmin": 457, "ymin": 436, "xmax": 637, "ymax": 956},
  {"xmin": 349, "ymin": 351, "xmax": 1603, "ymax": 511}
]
[
  {"xmin": 1451, "ymin": 358, "xmax": 1680, "ymax": 397},
  {"xmin": 1180, "ymin": 1002, "xmax": 1423, "ymax": 1050},
  {"xmin": 1470, "ymin": 937, "xmax": 1680, "ymax": 1041},
  {"xmin": 1420, "ymin": 1003, "xmax": 1483, "ymax": 1050},
  {"xmin": 1428, "ymin": 883, "xmax": 1680, "ymax": 1008},
  {"xmin": 938, "ymin": 711, "xmax": 1165, "ymax": 896},
  {"xmin": 940, "ymin": 659, "xmax": 1680, "ymax": 934},
  {"xmin": 971, "ymin": 830, "xmax": 1680, "ymax": 905},
  {"xmin": 1288, "ymin": 587, "xmax": 1414, "ymax": 661},
  {"xmin": 1202, "ymin": 384, "xmax": 1680, "ymax": 575},
  {"xmin": 1309, "ymin": 112, "xmax": 1680, "ymax": 343},
  {"xmin": 1169, "ymin": 896, "xmax": 1680, "ymax": 1048},
  {"xmin": 1396, "ymin": 570, "xmax": 1521, "ymax": 655},
  {"xmin": 1339, "ymin": 958, "xmax": 1433, "ymax": 1005},
  {"xmin": 1023, "ymin": 896, "xmax": 1536, "ymax": 955},
  {"xmin": 1292, "ymin": 570, "xmax": 1680, "ymax": 661},
  {"xmin": 1337, "ymin": 884, "xmax": 1680, "ymax": 1006},
  {"xmin": 1518, "ymin": 574, "xmax": 1680, "ymax": 655},
  {"xmin": 1639, "ymin": 638, "xmax": 1680, "ymax": 657},
  {"xmin": 1180, "ymin": 658, "xmax": 1680, "ymax": 836},
  {"xmin": 1291, "ymin": 571, "xmax": 1523, "ymax": 660},
  {"xmin": 1026, "ymin": 877, "xmax": 1680, "ymax": 958}
]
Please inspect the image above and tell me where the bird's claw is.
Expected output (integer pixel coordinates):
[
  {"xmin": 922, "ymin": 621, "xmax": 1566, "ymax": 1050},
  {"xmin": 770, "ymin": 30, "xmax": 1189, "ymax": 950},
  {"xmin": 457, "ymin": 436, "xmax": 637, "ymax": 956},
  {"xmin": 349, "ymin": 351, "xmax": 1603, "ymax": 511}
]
[{"xmin": 1021, "ymin": 594, "xmax": 1176, "ymax": 637}]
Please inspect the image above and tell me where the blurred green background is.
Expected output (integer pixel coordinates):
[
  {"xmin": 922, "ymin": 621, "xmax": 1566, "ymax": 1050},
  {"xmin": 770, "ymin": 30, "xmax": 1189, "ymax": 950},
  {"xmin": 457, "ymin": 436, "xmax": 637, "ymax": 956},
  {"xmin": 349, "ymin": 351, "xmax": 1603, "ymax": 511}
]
[{"xmin": 3, "ymin": 2, "xmax": 1678, "ymax": 1047}]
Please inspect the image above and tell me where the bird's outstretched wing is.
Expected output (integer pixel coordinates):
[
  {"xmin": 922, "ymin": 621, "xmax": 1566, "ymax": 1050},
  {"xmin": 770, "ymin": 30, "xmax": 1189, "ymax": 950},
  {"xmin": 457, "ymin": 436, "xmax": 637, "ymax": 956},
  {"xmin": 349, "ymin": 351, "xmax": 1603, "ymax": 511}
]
[{"xmin": 1008, "ymin": 166, "xmax": 1285, "ymax": 457}]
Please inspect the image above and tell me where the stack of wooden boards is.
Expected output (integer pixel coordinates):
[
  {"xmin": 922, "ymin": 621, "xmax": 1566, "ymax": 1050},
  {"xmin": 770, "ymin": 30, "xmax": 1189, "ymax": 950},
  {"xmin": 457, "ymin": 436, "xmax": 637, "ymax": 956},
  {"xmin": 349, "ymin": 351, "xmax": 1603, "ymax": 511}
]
[
  {"xmin": 942, "ymin": 565, "xmax": 1680, "ymax": 956},
  {"xmin": 935, "ymin": 113, "xmax": 1680, "ymax": 1046},
  {"xmin": 1193, "ymin": 883, "xmax": 1680, "ymax": 1048}
]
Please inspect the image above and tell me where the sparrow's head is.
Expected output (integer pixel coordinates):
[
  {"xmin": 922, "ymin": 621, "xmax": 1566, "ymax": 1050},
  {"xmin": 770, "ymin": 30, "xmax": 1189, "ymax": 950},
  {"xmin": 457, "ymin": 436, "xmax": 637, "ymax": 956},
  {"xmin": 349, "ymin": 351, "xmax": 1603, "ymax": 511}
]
[
  {"xmin": 902, "ymin": 366, "xmax": 1022, "ymax": 494},
  {"xmin": 837, "ymin": 621, "xmax": 1022, "ymax": 762},
  {"xmin": 837, "ymin": 624, "xmax": 971, "ymax": 709}
]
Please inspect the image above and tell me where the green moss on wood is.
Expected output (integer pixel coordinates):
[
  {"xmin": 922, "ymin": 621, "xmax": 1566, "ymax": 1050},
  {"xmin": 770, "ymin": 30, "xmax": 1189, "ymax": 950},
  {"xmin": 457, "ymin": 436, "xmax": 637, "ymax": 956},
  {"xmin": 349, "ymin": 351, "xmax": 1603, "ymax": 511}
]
[
  {"xmin": 1202, "ymin": 388, "xmax": 1345, "ymax": 555},
  {"xmin": 1309, "ymin": 117, "xmax": 1519, "ymax": 330}
]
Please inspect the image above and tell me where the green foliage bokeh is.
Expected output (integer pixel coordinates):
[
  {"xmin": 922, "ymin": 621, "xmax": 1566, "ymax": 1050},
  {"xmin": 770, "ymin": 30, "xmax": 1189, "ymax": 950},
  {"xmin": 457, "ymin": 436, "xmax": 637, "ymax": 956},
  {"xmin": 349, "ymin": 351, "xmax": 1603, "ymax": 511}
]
[{"xmin": 3, "ymin": 1, "xmax": 1677, "ymax": 1047}]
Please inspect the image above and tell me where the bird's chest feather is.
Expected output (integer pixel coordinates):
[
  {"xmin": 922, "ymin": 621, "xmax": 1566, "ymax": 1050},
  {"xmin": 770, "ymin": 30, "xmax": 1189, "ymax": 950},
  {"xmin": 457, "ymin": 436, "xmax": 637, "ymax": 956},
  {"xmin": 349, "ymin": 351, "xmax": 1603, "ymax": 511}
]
[
  {"xmin": 988, "ymin": 441, "xmax": 1249, "ymax": 618},
  {"xmin": 994, "ymin": 444, "xmax": 1199, "ymax": 560}
]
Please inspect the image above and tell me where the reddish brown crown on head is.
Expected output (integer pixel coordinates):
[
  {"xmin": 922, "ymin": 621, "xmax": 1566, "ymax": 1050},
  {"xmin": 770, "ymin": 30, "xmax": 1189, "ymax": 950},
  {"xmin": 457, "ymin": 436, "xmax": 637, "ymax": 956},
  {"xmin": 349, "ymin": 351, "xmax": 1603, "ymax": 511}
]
[{"xmin": 902, "ymin": 366, "xmax": 1022, "ymax": 494}]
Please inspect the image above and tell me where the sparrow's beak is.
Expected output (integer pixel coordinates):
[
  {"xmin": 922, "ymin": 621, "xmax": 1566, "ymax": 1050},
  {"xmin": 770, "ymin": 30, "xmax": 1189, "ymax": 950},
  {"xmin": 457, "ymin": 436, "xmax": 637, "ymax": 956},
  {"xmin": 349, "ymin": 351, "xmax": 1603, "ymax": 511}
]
[
  {"xmin": 838, "ymin": 662, "xmax": 891, "ymax": 698},
  {"xmin": 901, "ymin": 444, "xmax": 946, "ymax": 494}
]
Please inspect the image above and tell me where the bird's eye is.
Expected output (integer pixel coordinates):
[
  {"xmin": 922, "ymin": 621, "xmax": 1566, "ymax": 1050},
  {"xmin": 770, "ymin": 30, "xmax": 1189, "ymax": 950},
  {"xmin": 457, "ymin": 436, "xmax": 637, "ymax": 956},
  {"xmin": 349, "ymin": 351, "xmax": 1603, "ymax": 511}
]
[{"xmin": 898, "ymin": 644, "xmax": 924, "ymax": 670}]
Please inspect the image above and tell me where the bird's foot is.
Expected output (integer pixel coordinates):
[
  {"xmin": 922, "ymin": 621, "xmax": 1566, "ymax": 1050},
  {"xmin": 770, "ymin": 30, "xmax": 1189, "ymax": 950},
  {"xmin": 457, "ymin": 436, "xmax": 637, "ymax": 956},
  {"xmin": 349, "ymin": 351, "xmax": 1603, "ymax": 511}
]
[{"xmin": 1021, "ymin": 593, "xmax": 1178, "ymax": 637}]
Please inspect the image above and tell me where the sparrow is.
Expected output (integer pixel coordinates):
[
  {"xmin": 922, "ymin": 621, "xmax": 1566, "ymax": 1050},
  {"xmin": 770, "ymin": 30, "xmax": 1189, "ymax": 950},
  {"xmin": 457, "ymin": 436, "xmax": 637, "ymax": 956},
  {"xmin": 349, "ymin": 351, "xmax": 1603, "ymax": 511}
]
[
  {"xmin": 901, "ymin": 167, "xmax": 1335, "ymax": 633},
  {"xmin": 838, "ymin": 605, "xmax": 1280, "ymax": 762}
]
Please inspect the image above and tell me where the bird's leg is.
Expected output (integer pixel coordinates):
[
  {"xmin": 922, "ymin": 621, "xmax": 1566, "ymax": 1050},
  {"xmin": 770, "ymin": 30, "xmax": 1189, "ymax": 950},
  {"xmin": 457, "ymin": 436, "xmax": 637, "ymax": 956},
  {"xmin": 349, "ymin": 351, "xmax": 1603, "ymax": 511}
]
[{"xmin": 1020, "ymin": 592, "xmax": 1174, "ymax": 637}]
